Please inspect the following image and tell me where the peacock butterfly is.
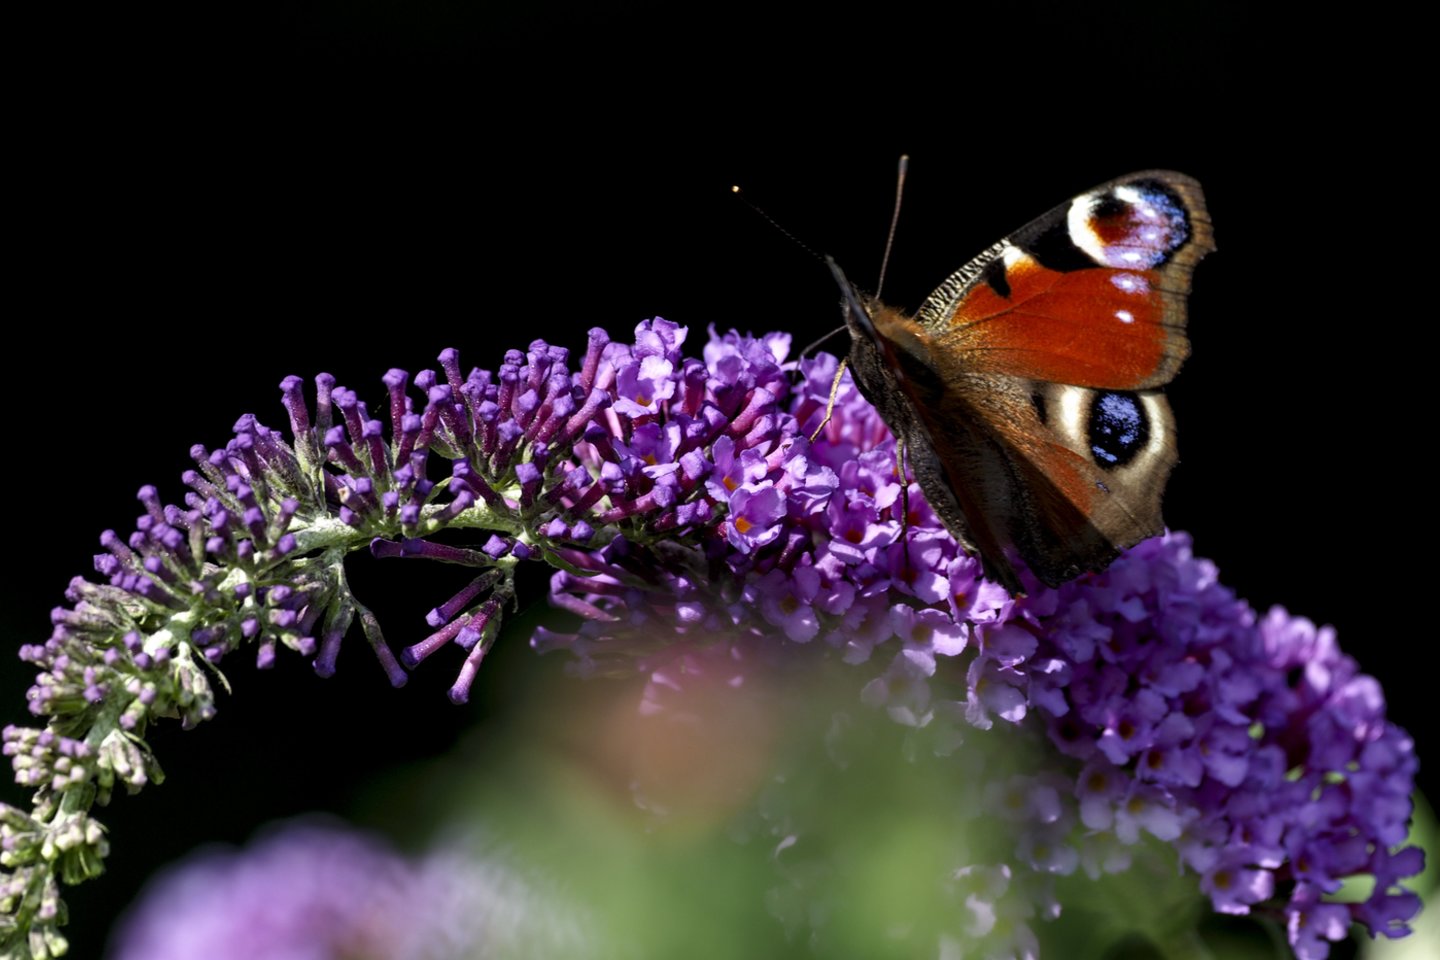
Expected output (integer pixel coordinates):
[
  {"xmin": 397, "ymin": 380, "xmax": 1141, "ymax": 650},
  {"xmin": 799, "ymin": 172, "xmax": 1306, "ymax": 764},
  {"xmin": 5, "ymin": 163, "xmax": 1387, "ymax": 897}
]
[{"xmin": 833, "ymin": 170, "xmax": 1214, "ymax": 592}]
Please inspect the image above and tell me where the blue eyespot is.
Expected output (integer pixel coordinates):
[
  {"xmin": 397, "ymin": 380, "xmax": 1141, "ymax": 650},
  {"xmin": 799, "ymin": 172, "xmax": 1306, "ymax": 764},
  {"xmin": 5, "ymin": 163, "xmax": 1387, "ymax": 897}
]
[{"xmin": 1089, "ymin": 392, "xmax": 1147, "ymax": 467}]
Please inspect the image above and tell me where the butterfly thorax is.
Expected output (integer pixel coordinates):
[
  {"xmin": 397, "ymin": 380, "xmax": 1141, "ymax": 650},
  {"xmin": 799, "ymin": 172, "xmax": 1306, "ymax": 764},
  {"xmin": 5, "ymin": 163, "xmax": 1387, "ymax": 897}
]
[{"xmin": 844, "ymin": 297, "xmax": 1006, "ymax": 580}]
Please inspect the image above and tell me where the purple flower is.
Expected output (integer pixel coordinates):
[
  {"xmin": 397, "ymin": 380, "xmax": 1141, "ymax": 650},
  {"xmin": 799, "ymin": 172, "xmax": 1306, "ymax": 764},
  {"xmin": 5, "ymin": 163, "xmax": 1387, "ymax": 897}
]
[
  {"xmin": 634, "ymin": 317, "xmax": 688, "ymax": 362},
  {"xmin": 613, "ymin": 355, "xmax": 677, "ymax": 418},
  {"xmin": 1286, "ymin": 884, "xmax": 1353, "ymax": 960},
  {"xmin": 110, "ymin": 823, "xmax": 415, "ymax": 960},
  {"xmin": 725, "ymin": 482, "xmax": 787, "ymax": 554},
  {"xmin": 753, "ymin": 568, "xmax": 821, "ymax": 642},
  {"xmin": 108, "ymin": 821, "xmax": 592, "ymax": 960},
  {"xmin": 1201, "ymin": 856, "xmax": 1276, "ymax": 915},
  {"xmin": 703, "ymin": 436, "xmax": 758, "ymax": 500}
]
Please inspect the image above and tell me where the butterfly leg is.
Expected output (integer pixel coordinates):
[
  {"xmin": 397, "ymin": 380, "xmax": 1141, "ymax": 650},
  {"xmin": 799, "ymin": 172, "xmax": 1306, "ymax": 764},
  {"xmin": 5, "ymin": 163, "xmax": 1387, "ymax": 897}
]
[
  {"xmin": 809, "ymin": 359, "xmax": 850, "ymax": 443},
  {"xmin": 895, "ymin": 437, "xmax": 914, "ymax": 579},
  {"xmin": 895, "ymin": 437, "xmax": 910, "ymax": 528}
]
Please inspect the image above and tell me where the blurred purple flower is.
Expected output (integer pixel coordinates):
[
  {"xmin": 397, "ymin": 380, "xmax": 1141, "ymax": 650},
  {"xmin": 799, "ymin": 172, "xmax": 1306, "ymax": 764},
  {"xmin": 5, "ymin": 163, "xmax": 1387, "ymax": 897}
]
[{"xmin": 108, "ymin": 821, "xmax": 590, "ymax": 960}]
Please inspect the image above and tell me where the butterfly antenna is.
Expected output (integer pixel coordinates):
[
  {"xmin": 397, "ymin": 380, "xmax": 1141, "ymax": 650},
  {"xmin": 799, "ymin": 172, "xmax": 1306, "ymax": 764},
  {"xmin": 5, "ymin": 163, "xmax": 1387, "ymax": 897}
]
[
  {"xmin": 732, "ymin": 182, "xmax": 841, "ymax": 389},
  {"xmin": 730, "ymin": 184, "xmax": 825, "ymax": 264},
  {"xmin": 874, "ymin": 154, "xmax": 909, "ymax": 299}
]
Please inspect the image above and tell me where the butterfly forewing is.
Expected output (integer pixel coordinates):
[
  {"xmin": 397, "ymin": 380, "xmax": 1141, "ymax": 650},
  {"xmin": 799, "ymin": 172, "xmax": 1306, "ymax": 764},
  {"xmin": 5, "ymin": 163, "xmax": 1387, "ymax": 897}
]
[{"xmin": 918, "ymin": 172, "xmax": 1211, "ymax": 390}]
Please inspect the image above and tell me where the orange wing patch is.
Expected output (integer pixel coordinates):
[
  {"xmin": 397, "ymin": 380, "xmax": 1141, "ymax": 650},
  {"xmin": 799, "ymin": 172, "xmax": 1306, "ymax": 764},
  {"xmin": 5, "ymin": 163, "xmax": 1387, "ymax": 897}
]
[{"xmin": 946, "ymin": 253, "xmax": 1175, "ymax": 390}]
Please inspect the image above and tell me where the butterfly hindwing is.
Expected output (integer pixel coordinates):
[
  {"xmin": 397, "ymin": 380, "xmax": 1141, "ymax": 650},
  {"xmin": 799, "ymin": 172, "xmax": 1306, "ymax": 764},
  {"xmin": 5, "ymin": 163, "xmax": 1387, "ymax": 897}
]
[{"xmin": 840, "ymin": 171, "xmax": 1212, "ymax": 591}]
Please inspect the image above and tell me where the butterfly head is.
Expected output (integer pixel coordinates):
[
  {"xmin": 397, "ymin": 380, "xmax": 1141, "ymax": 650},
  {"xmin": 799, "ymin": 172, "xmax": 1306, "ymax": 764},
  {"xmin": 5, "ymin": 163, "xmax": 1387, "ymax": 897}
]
[
  {"xmin": 826, "ymin": 257, "xmax": 874, "ymax": 337},
  {"xmin": 828, "ymin": 256, "xmax": 944, "ymax": 412}
]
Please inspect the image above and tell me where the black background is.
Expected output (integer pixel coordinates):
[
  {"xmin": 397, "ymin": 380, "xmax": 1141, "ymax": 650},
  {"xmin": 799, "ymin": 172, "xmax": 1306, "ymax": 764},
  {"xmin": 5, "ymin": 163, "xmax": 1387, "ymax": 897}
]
[{"xmin": 6, "ymin": 2, "xmax": 1428, "ymax": 955}]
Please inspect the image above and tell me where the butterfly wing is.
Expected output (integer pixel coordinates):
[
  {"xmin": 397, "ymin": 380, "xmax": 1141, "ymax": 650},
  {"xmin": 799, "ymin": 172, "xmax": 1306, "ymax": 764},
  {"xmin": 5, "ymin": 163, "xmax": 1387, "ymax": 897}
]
[
  {"xmin": 842, "ymin": 172, "xmax": 1213, "ymax": 590},
  {"xmin": 915, "ymin": 171, "xmax": 1211, "ymax": 391}
]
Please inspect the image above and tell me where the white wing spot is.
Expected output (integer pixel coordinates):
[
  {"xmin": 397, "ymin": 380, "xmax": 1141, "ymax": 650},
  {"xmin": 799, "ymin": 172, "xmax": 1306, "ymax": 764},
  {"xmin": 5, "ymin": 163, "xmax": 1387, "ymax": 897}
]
[
  {"xmin": 1140, "ymin": 394, "xmax": 1168, "ymax": 455},
  {"xmin": 1066, "ymin": 195, "xmax": 1108, "ymax": 266},
  {"xmin": 1056, "ymin": 386, "xmax": 1087, "ymax": 440},
  {"xmin": 1110, "ymin": 272, "xmax": 1148, "ymax": 294}
]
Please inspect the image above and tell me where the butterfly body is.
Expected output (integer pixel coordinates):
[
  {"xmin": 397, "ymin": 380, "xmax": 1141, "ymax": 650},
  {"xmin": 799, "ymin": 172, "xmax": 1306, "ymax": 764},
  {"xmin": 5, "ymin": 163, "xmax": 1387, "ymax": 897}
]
[{"xmin": 836, "ymin": 171, "xmax": 1213, "ymax": 592}]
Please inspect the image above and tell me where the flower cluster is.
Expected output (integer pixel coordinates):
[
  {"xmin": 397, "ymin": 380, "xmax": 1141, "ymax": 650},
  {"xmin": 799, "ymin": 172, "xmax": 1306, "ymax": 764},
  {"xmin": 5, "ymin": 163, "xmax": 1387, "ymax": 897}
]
[
  {"xmin": 108, "ymin": 820, "xmax": 592, "ymax": 960},
  {"xmin": 4, "ymin": 320, "xmax": 756, "ymax": 957},
  {"xmin": 535, "ymin": 345, "xmax": 1010, "ymax": 680},
  {"xmin": 1, "ymin": 321, "xmax": 1425, "ymax": 960},
  {"xmin": 532, "ymin": 333, "xmax": 1424, "ymax": 958},
  {"xmin": 1018, "ymin": 539, "xmax": 1421, "ymax": 955}
]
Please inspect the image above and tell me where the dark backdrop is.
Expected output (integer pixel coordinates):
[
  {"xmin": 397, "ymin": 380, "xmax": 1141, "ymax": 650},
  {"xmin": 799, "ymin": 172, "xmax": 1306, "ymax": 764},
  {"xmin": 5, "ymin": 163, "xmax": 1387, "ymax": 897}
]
[{"xmin": 7, "ymin": 3, "xmax": 1426, "ymax": 955}]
